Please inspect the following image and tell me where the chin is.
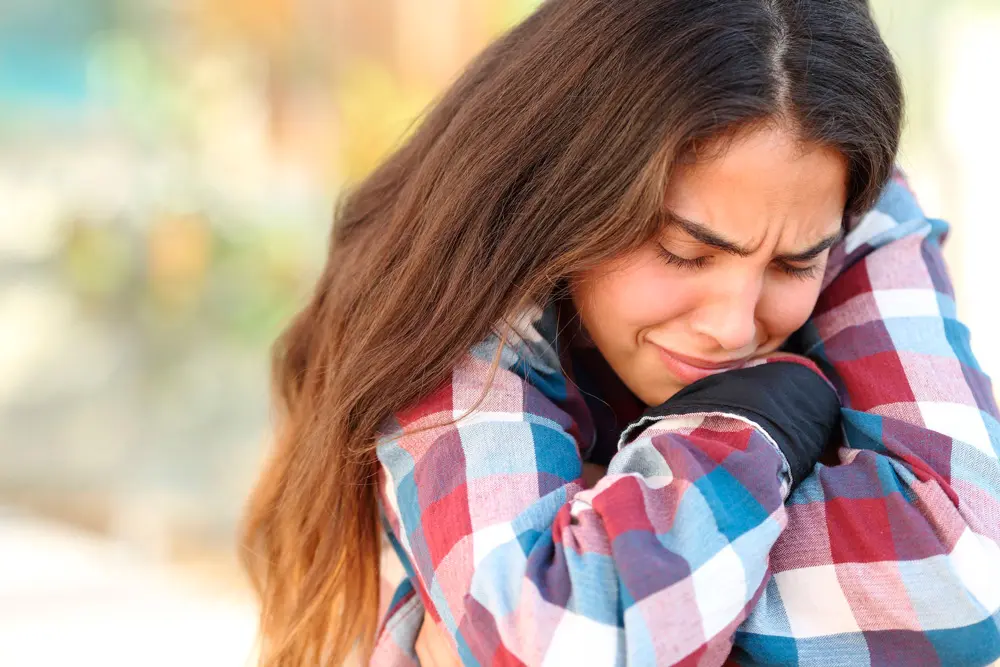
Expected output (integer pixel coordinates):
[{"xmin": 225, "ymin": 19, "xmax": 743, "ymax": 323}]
[{"xmin": 635, "ymin": 382, "xmax": 682, "ymax": 407}]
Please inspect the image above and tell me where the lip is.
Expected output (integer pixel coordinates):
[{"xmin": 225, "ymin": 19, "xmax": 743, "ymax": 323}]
[{"xmin": 651, "ymin": 343, "xmax": 746, "ymax": 384}]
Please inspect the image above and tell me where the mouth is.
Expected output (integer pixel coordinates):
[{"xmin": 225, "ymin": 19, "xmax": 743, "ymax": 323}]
[{"xmin": 651, "ymin": 343, "xmax": 747, "ymax": 384}]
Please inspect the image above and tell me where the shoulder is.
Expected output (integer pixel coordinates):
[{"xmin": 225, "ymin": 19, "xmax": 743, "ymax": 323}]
[{"xmin": 376, "ymin": 296, "xmax": 583, "ymax": 446}]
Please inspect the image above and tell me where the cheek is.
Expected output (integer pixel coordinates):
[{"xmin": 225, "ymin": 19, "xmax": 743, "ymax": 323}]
[
  {"xmin": 759, "ymin": 279, "xmax": 824, "ymax": 336},
  {"xmin": 579, "ymin": 256, "xmax": 691, "ymax": 339}
]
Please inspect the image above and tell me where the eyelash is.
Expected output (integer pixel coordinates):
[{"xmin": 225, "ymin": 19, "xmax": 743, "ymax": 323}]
[
  {"xmin": 655, "ymin": 246, "xmax": 821, "ymax": 281},
  {"xmin": 656, "ymin": 246, "xmax": 709, "ymax": 270}
]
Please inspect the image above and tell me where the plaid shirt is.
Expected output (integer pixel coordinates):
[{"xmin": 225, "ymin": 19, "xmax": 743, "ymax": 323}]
[{"xmin": 371, "ymin": 170, "xmax": 1000, "ymax": 666}]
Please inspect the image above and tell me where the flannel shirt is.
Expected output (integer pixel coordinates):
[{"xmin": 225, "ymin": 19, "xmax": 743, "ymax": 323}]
[{"xmin": 370, "ymin": 170, "xmax": 1000, "ymax": 666}]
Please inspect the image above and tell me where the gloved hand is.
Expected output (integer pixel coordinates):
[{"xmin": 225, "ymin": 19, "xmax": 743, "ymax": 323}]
[{"xmin": 624, "ymin": 352, "xmax": 841, "ymax": 489}]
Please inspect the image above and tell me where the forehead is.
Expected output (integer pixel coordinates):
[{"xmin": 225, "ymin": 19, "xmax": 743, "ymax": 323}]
[{"xmin": 665, "ymin": 127, "xmax": 848, "ymax": 242}]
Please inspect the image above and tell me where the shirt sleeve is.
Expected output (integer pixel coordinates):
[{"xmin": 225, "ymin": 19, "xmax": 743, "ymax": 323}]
[
  {"xmin": 377, "ymin": 342, "xmax": 833, "ymax": 665},
  {"xmin": 732, "ymin": 170, "xmax": 1000, "ymax": 666}
]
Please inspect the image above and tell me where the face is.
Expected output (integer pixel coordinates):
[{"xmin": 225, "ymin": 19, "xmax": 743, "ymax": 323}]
[{"xmin": 570, "ymin": 125, "xmax": 848, "ymax": 406}]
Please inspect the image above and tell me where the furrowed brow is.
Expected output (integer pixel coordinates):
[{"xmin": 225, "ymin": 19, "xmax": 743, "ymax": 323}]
[
  {"xmin": 663, "ymin": 211, "xmax": 756, "ymax": 257},
  {"xmin": 774, "ymin": 229, "xmax": 843, "ymax": 262},
  {"xmin": 664, "ymin": 210, "xmax": 843, "ymax": 262}
]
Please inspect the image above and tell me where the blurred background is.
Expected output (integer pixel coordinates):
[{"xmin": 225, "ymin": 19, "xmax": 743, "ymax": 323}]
[{"xmin": 1, "ymin": 1, "xmax": 997, "ymax": 665}]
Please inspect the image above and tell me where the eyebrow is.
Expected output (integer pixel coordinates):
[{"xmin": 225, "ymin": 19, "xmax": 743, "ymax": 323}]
[{"xmin": 663, "ymin": 210, "xmax": 844, "ymax": 262}]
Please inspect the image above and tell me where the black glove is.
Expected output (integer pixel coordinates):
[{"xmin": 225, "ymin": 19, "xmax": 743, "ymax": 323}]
[{"xmin": 627, "ymin": 361, "xmax": 841, "ymax": 488}]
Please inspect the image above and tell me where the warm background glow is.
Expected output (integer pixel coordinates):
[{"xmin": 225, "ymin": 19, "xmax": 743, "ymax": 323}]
[{"xmin": 0, "ymin": 1, "xmax": 996, "ymax": 665}]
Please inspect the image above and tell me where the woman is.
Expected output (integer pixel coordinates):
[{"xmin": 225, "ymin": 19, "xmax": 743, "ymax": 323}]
[{"xmin": 241, "ymin": 0, "xmax": 1000, "ymax": 665}]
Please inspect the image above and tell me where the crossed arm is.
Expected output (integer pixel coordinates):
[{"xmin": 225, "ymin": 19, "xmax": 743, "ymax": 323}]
[{"xmin": 378, "ymin": 171, "xmax": 1000, "ymax": 666}]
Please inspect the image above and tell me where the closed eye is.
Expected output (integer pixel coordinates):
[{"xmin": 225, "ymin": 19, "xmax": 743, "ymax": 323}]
[
  {"xmin": 659, "ymin": 244, "xmax": 823, "ymax": 280},
  {"xmin": 773, "ymin": 260, "xmax": 823, "ymax": 281},
  {"xmin": 655, "ymin": 245, "xmax": 710, "ymax": 270}
]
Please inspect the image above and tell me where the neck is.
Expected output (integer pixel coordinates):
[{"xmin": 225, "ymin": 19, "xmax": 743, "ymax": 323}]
[{"xmin": 556, "ymin": 294, "xmax": 597, "ymax": 351}]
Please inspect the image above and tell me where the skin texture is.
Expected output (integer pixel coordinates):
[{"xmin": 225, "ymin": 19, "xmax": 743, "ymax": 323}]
[
  {"xmin": 413, "ymin": 125, "xmax": 849, "ymax": 661},
  {"xmin": 570, "ymin": 125, "xmax": 848, "ymax": 406}
]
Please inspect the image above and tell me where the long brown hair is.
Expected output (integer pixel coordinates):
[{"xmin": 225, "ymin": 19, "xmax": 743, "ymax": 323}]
[{"xmin": 240, "ymin": 0, "xmax": 903, "ymax": 663}]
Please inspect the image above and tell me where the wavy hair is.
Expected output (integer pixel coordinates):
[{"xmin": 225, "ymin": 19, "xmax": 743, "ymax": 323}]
[{"xmin": 240, "ymin": 0, "xmax": 902, "ymax": 663}]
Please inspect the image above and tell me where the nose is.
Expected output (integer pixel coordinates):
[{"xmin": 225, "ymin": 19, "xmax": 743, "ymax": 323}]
[{"xmin": 689, "ymin": 274, "xmax": 763, "ymax": 353}]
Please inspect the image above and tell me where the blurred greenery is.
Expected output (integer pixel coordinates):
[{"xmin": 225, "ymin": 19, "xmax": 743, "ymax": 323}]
[
  {"xmin": 1, "ymin": 0, "xmax": 996, "ymax": 583},
  {"xmin": 0, "ymin": 0, "xmax": 547, "ymax": 575}
]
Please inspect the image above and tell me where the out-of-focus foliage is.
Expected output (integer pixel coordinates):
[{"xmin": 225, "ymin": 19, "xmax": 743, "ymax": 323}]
[
  {"xmin": 1, "ymin": 2, "xmax": 997, "ymax": 665},
  {"xmin": 0, "ymin": 0, "xmax": 544, "ymax": 571},
  {"xmin": 1, "ymin": 0, "xmax": 997, "ymax": 588}
]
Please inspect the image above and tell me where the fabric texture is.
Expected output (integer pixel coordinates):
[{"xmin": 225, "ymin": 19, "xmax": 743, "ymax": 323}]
[
  {"xmin": 634, "ymin": 358, "xmax": 841, "ymax": 488},
  {"xmin": 370, "ymin": 169, "xmax": 1000, "ymax": 666}
]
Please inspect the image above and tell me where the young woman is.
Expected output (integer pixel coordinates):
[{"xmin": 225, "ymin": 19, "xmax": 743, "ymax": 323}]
[{"xmin": 241, "ymin": 1, "xmax": 1000, "ymax": 665}]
